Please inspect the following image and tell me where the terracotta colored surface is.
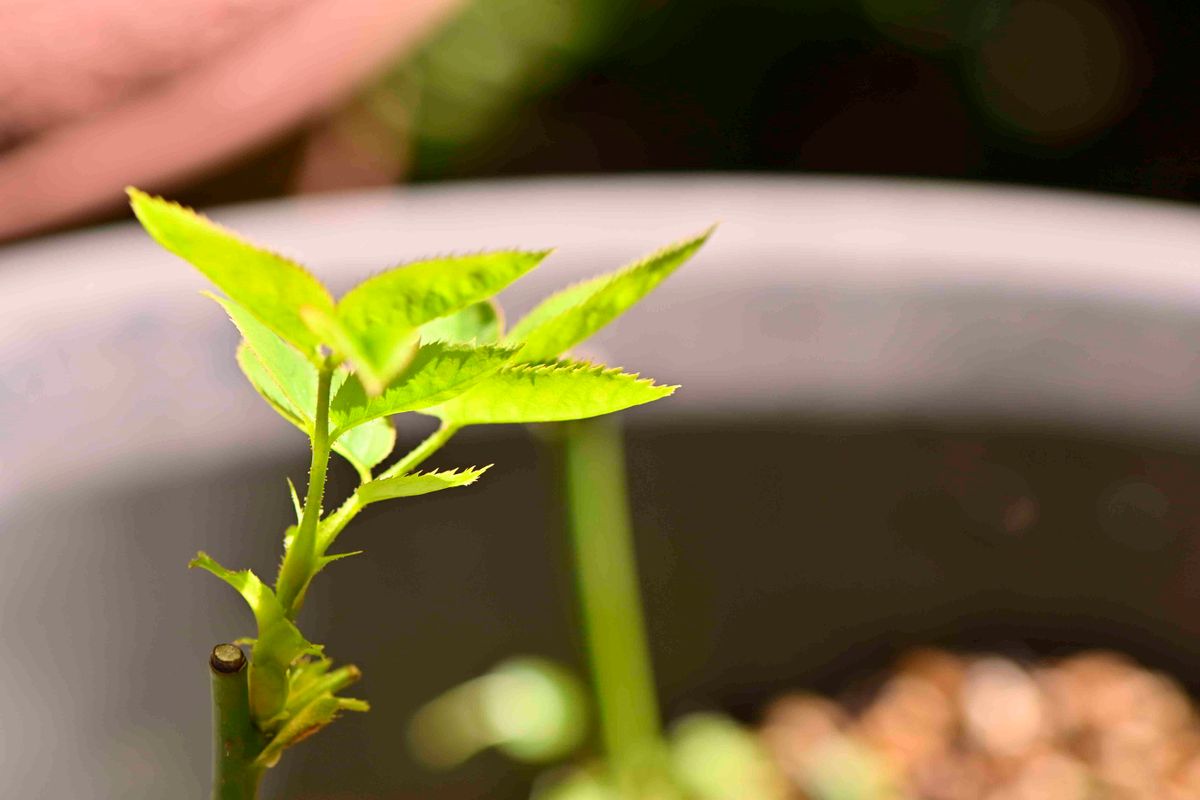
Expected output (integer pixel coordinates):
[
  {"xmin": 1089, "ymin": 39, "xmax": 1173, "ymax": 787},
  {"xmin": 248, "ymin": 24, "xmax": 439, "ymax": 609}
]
[
  {"xmin": 0, "ymin": 0, "xmax": 311, "ymax": 142},
  {"xmin": 0, "ymin": 0, "xmax": 461, "ymax": 241}
]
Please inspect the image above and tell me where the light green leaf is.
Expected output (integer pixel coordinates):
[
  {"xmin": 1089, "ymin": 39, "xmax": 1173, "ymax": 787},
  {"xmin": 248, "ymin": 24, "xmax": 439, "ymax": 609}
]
[
  {"xmin": 335, "ymin": 251, "xmax": 548, "ymax": 389},
  {"xmin": 128, "ymin": 189, "xmax": 334, "ymax": 358},
  {"xmin": 420, "ymin": 300, "xmax": 503, "ymax": 344},
  {"xmin": 333, "ymin": 417, "xmax": 396, "ymax": 481},
  {"xmin": 235, "ymin": 344, "xmax": 309, "ymax": 432},
  {"xmin": 330, "ymin": 342, "xmax": 519, "ymax": 435},
  {"xmin": 298, "ymin": 304, "xmax": 371, "ymax": 364},
  {"xmin": 189, "ymin": 552, "xmax": 318, "ymax": 722},
  {"xmin": 505, "ymin": 278, "xmax": 602, "ymax": 345},
  {"xmin": 213, "ymin": 294, "xmax": 317, "ymax": 418},
  {"xmin": 255, "ymin": 695, "xmax": 358, "ymax": 769},
  {"xmin": 282, "ymin": 662, "xmax": 362, "ymax": 719},
  {"xmin": 230, "ymin": 338, "xmax": 392, "ymax": 479},
  {"xmin": 304, "ymin": 305, "xmax": 422, "ymax": 396},
  {"xmin": 356, "ymin": 466, "xmax": 490, "ymax": 506},
  {"xmin": 508, "ymin": 229, "xmax": 712, "ymax": 363},
  {"xmin": 428, "ymin": 361, "xmax": 677, "ymax": 426}
]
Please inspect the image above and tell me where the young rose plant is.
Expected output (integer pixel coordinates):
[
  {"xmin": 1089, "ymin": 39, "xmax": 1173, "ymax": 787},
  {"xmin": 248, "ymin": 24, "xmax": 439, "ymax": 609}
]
[{"xmin": 127, "ymin": 189, "xmax": 710, "ymax": 800}]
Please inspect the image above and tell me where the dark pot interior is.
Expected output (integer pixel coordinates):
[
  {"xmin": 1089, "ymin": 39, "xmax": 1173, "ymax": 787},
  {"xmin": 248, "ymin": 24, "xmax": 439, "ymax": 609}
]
[{"xmin": 37, "ymin": 415, "xmax": 1200, "ymax": 798}]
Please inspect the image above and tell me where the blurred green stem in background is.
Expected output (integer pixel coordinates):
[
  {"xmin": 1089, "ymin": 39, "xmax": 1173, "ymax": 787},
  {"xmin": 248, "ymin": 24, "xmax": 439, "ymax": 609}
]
[{"xmin": 559, "ymin": 417, "xmax": 666, "ymax": 789}]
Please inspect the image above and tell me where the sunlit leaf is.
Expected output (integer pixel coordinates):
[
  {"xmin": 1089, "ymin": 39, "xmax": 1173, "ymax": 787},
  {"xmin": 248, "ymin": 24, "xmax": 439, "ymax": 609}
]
[
  {"xmin": 356, "ymin": 466, "xmax": 490, "ymax": 506},
  {"xmin": 229, "ymin": 337, "xmax": 392, "ymax": 479},
  {"xmin": 507, "ymin": 229, "xmax": 712, "ymax": 363},
  {"xmin": 335, "ymin": 251, "xmax": 547, "ymax": 390},
  {"xmin": 235, "ymin": 344, "xmax": 309, "ymax": 433},
  {"xmin": 428, "ymin": 361, "xmax": 676, "ymax": 425},
  {"xmin": 332, "ymin": 417, "xmax": 396, "ymax": 481},
  {"xmin": 212, "ymin": 294, "xmax": 317, "ymax": 418},
  {"xmin": 330, "ymin": 342, "xmax": 518, "ymax": 434},
  {"xmin": 420, "ymin": 300, "xmax": 503, "ymax": 345},
  {"xmin": 128, "ymin": 189, "xmax": 333, "ymax": 358}
]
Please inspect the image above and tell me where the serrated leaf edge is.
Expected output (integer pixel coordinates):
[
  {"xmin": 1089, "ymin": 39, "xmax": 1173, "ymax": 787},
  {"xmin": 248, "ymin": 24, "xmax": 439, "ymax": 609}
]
[
  {"xmin": 498, "ymin": 359, "xmax": 680, "ymax": 392},
  {"xmin": 508, "ymin": 226, "xmax": 713, "ymax": 347},
  {"xmin": 126, "ymin": 188, "xmax": 333, "ymax": 305},
  {"xmin": 341, "ymin": 248, "xmax": 554, "ymax": 292}
]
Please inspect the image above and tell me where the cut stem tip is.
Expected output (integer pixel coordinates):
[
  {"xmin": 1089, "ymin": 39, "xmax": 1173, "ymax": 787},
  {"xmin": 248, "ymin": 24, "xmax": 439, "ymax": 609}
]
[{"xmin": 210, "ymin": 643, "xmax": 246, "ymax": 674}]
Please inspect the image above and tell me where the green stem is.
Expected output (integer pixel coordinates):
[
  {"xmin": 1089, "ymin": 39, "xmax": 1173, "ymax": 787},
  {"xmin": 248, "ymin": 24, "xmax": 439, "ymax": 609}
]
[
  {"xmin": 377, "ymin": 420, "xmax": 460, "ymax": 481},
  {"xmin": 316, "ymin": 421, "xmax": 462, "ymax": 554},
  {"xmin": 276, "ymin": 362, "xmax": 335, "ymax": 616},
  {"xmin": 558, "ymin": 417, "xmax": 662, "ymax": 779},
  {"xmin": 210, "ymin": 644, "xmax": 266, "ymax": 800}
]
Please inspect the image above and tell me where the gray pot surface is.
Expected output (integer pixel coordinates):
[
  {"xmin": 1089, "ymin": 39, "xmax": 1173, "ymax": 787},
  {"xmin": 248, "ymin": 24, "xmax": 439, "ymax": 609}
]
[{"xmin": 5, "ymin": 175, "xmax": 1200, "ymax": 797}]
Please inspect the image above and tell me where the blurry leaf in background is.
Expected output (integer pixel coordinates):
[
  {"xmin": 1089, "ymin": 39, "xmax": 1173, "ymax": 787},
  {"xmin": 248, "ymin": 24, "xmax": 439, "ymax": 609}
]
[
  {"xmin": 396, "ymin": 0, "xmax": 627, "ymax": 176},
  {"xmin": 296, "ymin": 0, "xmax": 634, "ymax": 185},
  {"xmin": 859, "ymin": 0, "xmax": 1008, "ymax": 51},
  {"xmin": 669, "ymin": 713, "xmax": 789, "ymax": 800},
  {"xmin": 409, "ymin": 658, "xmax": 589, "ymax": 769},
  {"xmin": 969, "ymin": 0, "xmax": 1139, "ymax": 144}
]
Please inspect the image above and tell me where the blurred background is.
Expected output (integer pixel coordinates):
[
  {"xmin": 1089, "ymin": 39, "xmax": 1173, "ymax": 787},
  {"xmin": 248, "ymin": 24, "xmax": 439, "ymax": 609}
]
[
  {"xmin": 5, "ymin": 0, "xmax": 1200, "ymax": 239},
  {"xmin": 11, "ymin": 1, "xmax": 1200, "ymax": 799}
]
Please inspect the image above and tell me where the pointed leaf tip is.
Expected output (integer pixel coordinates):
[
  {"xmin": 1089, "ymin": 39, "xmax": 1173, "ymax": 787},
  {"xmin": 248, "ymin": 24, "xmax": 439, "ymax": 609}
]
[
  {"xmin": 355, "ymin": 465, "xmax": 491, "ymax": 506},
  {"xmin": 427, "ymin": 360, "xmax": 676, "ymax": 425},
  {"xmin": 508, "ymin": 229, "xmax": 712, "ymax": 363},
  {"xmin": 129, "ymin": 191, "xmax": 334, "ymax": 358}
]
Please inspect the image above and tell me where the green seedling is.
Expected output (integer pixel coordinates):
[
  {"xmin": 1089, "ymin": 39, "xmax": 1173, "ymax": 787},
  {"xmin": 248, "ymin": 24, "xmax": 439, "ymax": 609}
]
[
  {"xmin": 411, "ymin": 417, "xmax": 790, "ymax": 800},
  {"xmin": 128, "ymin": 188, "xmax": 710, "ymax": 799}
]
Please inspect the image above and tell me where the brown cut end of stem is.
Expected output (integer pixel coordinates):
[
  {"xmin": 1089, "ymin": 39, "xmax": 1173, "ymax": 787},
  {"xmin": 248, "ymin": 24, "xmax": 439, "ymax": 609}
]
[{"xmin": 210, "ymin": 643, "xmax": 246, "ymax": 674}]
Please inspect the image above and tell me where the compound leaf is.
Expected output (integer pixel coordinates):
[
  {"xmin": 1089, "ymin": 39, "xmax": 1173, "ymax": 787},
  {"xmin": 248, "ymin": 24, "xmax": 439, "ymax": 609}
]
[
  {"xmin": 427, "ymin": 361, "xmax": 676, "ymax": 426},
  {"xmin": 508, "ymin": 229, "xmax": 712, "ymax": 363},
  {"xmin": 334, "ymin": 251, "xmax": 548, "ymax": 390},
  {"xmin": 330, "ymin": 342, "xmax": 518, "ymax": 435},
  {"xmin": 128, "ymin": 189, "xmax": 333, "ymax": 358}
]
